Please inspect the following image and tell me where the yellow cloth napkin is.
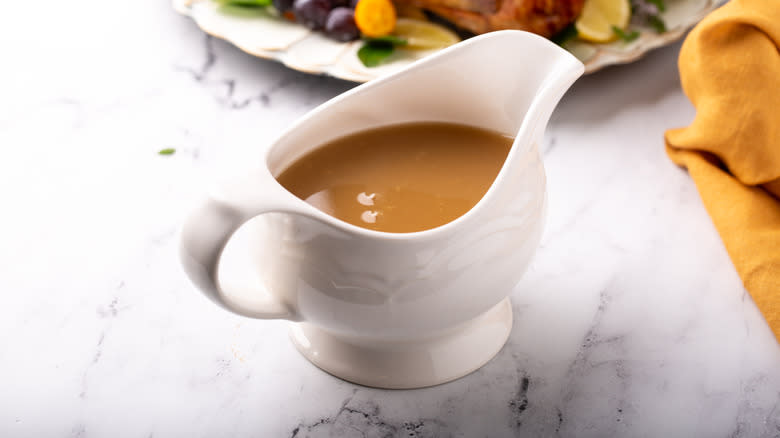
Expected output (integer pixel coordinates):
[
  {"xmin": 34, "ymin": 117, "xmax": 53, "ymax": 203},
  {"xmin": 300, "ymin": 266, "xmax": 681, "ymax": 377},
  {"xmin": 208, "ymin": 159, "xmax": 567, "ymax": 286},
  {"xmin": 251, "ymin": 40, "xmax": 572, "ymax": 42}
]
[{"xmin": 665, "ymin": 0, "xmax": 780, "ymax": 342}]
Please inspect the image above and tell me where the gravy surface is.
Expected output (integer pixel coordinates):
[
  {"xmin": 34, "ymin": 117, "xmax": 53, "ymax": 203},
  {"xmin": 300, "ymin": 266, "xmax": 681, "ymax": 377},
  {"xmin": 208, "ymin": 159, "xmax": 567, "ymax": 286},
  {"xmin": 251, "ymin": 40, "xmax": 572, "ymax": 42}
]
[{"xmin": 276, "ymin": 122, "xmax": 512, "ymax": 233}]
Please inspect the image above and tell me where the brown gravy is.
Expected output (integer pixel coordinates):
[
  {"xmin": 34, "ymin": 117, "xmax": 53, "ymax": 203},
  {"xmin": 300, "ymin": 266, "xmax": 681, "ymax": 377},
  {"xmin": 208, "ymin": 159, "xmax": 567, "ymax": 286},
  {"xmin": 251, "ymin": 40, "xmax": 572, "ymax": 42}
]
[{"xmin": 276, "ymin": 122, "xmax": 512, "ymax": 233}]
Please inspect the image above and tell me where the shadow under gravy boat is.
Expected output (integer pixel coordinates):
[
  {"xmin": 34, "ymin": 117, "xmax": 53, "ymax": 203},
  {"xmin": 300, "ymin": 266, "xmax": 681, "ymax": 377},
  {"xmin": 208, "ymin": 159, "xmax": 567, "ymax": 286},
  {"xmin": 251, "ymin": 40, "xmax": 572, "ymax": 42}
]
[{"xmin": 180, "ymin": 30, "xmax": 583, "ymax": 389}]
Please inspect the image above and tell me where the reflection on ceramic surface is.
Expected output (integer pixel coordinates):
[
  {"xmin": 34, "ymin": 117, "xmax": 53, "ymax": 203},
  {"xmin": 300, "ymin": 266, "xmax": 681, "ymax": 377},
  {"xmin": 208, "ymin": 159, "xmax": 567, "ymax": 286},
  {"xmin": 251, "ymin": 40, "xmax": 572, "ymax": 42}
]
[{"xmin": 180, "ymin": 31, "xmax": 584, "ymax": 388}]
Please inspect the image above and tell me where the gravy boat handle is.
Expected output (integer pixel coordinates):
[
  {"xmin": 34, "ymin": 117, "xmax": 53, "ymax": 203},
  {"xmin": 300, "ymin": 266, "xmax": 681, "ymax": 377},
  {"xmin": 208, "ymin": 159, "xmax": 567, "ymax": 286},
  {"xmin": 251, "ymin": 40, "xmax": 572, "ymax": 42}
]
[{"xmin": 179, "ymin": 168, "xmax": 306, "ymax": 320}]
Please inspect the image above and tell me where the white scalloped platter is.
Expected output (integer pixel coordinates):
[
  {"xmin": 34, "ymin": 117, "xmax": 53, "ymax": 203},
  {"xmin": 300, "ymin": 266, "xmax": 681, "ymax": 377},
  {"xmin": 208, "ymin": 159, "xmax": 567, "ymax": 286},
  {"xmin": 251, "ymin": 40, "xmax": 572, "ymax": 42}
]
[{"xmin": 174, "ymin": 0, "xmax": 721, "ymax": 82}]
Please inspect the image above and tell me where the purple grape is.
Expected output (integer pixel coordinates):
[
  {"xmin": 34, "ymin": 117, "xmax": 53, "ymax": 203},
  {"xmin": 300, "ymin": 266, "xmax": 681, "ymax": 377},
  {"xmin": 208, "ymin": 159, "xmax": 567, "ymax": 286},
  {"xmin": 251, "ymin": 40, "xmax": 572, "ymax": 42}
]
[
  {"xmin": 273, "ymin": 0, "xmax": 294, "ymax": 13},
  {"xmin": 293, "ymin": 0, "xmax": 332, "ymax": 30},
  {"xmin": 349, "ymin": 0, "xmax": 359, "ymax": 8},
  {"xmin": 325, "ymin": 7, "xmax": 359, "ymax": 41}
]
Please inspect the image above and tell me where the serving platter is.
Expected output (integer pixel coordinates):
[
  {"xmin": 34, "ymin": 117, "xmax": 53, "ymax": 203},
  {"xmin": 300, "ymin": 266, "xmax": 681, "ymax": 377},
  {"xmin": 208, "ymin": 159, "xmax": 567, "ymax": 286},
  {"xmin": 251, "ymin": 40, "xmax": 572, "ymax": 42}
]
[{"xmin": 174, "ymin": 0, "xmax": 721, "ymax": 82}]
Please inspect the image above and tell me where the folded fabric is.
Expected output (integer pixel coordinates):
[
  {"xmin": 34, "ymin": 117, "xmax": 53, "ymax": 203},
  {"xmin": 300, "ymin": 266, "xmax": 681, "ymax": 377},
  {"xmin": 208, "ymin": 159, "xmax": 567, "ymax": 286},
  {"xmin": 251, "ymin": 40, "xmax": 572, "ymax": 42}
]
[{"xmin": 665, "ymin": 0, "xmax": 780, "ymax": 342}]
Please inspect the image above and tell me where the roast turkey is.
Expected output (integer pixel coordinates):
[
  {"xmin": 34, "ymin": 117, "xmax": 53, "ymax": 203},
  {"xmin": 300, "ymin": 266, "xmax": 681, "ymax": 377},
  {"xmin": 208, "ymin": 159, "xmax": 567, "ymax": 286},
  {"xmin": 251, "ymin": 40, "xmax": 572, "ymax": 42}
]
[{"xmin": 396, "ymin": 0, "xmax": 585, "ymax": 38}]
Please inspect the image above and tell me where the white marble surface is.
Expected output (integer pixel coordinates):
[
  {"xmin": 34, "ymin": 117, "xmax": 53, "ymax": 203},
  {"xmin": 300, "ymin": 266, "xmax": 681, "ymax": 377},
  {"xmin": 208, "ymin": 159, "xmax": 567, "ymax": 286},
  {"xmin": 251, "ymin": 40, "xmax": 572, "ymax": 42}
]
[{"xmin": 2, "ymin": 1, "xmax": 779, "ymax": 437}]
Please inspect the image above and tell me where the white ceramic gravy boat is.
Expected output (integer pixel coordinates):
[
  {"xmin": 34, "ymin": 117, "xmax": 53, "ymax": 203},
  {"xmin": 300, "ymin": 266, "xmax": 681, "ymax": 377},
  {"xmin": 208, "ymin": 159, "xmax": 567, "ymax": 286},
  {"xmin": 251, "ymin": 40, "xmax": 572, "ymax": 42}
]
[{"xmin": 180, "ymin": 30, "xmax": 583, "ymax": 389}]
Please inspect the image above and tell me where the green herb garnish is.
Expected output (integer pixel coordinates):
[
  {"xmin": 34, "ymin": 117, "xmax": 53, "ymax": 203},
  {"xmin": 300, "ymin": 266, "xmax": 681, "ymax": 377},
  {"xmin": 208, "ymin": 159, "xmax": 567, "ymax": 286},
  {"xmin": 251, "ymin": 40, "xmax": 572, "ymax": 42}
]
[
  {"xmin": 357, "ymin": 42, "xmax": 394, "ymax": 67},
  {"xmin": 216, "ymin": 0, "xmax": 271, "ymax": 6},
  {"xmin": 552, "ymin": 23, "xmax": 578, "ymax": 46},
  {"xmin": 646, "ymin": 0, "xmax": 666, "ymax": 12},
  {"xmin": 364, "ymin": 35, "xmax": 408, "ymax": 46},
  {"xmin": 217, "ymin": 3, "xmax": 270, "ymax": 17},
  {"xmin": 612, "ymin": 26, "xmax": 640, "ymax": 42},
  {"xmin": 357, "ymin": 37, "xmax": 408, "ymax": 67},
  {"xmin": 158, "ymin": 148, "xmax": 176, "ymax": 156},
  {"xmin": 647, "ymin": 15, "xmax": 667, "ymax": 33}
]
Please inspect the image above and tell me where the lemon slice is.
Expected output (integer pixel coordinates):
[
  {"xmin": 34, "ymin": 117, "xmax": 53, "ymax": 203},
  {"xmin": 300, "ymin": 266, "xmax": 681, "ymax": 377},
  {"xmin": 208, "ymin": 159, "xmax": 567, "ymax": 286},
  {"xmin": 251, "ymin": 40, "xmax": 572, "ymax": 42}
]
[
  {"xmin": 575, "ymin": 0, "xmax": 631, "ymax": 43},
  {"xmin": 392, "ymin": 18, "xmax": 460, "ymax": 50}
]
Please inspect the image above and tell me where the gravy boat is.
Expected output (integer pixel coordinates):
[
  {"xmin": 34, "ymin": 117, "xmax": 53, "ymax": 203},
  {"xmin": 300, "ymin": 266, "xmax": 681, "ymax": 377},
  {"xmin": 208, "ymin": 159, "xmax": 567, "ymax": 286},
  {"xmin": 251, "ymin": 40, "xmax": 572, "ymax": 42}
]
[{"xmin": 180, "ymin": 31, "xmax": 583, "ymax": 389}]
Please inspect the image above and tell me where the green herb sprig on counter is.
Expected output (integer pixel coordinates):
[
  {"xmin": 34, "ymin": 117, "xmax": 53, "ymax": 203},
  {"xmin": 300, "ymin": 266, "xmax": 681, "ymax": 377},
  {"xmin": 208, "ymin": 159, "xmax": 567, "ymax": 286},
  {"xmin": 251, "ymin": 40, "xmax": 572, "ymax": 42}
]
[
  {"xmin": 158, "ymin": 148, "xmax": 176, "ymax": 156},
  {"xmin": 357, "ymin": 36, "xmax": 408, "ymax": 67}
]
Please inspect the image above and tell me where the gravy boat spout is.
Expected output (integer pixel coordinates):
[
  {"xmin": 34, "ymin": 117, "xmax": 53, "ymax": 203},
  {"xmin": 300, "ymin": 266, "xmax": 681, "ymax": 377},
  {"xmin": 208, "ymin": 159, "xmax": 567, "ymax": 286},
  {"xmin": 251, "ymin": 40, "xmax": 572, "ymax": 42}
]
[
  {"xmin": 180, "ymin": 31, "xmax": 583, "ymax": 389},
  {"xmin": 267, "ymin": 30, "xmax": 584, "ymax": 181}
]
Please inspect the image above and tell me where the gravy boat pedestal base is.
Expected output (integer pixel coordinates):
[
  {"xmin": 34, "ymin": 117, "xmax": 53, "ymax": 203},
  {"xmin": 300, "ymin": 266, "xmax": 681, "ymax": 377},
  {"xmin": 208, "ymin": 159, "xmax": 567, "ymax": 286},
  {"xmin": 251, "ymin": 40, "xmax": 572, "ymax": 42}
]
[{"xmin": 289, "ymin": 298, "xmax": 512, "ymax": 389}]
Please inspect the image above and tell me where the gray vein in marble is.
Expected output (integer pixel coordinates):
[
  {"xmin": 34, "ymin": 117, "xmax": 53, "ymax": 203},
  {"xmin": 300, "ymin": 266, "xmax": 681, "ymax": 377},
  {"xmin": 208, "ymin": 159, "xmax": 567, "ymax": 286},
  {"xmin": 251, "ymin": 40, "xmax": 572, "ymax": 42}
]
[
  {"xmin": 174, "ymin": 34, "xmax": 298, "ymax": 110},
  {"xmin": 289, "ymin": 396, "xmax": 446, "ymax": 438},
  {"xmin": 174, "ymin": 35, "xmax": 240, "ymax": 107},
  {"xmin": 543, "ymin": 166, "xmax": 623, "ymax": 241},
  {"xmin": 179, "ymin": 34, "xmax": 216, "ymax": 83},
  {"xmin": 558, "ymin": 285, "xmax": 632, "ymax": 435},
  {"xmin": 150, "ymin": 228, "xmax": 177, "ymax": 246},
  {"xmin": 508, "ymin": 372, "xmax": 531, "ymax": 428},
  {"xmin": 79, "ymin": 331, "xmax": 105, "ymax": 400},
  {"xmin": 217, "ymin": 75, "xmax": 300, "ymax": 110},
  {"xmin": 69, "ymin": 424, "xmax": 86, "ymax": 438},
  {"xmin": 730, "ymin": 375, "xmax": 780, "ymax": 438},
  {"xmin": 80, "ymin": 282, "xmax": 126, "ymax": 399},
  {"xmin": 96, "ymin": 297, "xmax": 119, "ymax": 319}
]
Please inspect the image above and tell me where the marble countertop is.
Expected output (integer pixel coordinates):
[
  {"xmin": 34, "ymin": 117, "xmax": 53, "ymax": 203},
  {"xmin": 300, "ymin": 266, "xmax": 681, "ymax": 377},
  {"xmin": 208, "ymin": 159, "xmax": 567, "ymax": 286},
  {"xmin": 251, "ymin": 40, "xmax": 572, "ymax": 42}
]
[{"xmin": 2, "ymin": 1, "xmax": 779, "ymax": 436}]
